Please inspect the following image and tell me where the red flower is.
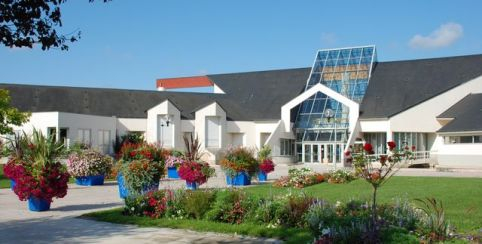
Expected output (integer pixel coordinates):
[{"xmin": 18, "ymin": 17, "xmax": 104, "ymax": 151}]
[
  {"xmin": 387, "ymin": 141, "xmax": 396, "ymax": 150},
  {"xmin": 130, "ymin": 151, "xmax": 137, "ymax": 157},
  {"xmin": 363, "ymin": 143, "xmax": 373, "ymax": 154},
  {"xmin": 259, "ymin": 159, "xmax": 275, "ymax": 174},
  {"xmin": 380, "ymin": 155, "xmax": 387, "ymax": 166},
  {"xmin": 411, "ymin": 145, "xmax": 416, "ymax": 151},
  {"xmin": 344, "ymin": 151, "xmax": 351, "ymax": 157}
]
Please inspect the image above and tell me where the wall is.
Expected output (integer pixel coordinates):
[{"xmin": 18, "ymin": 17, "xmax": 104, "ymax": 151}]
[
  {"xmin": 146, "ymin": 100, "xmax": 181, "ymax": 149},
  {"xmin": 264, "ymin": 120, "xmax": 296, "ymax": 164},
  {"xmin": 116, "ymin": 118, "xmax": 147, "ymax": 136},
  {"xmin": 58, "ymin": 112, "xmax": 117, "ymax": 154},
  {"xmin": 431, "ymin": 134, "xmax": 482, "ymax": 168},
  {"xmin": 11, "ymin": 112, "xmax": 59, "ymax": 136},
  {"xmin": 194, "ymin": 102, "xmax": 227, "ymax": 163}
]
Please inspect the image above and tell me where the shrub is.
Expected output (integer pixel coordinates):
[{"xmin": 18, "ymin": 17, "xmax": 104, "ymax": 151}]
[
  {"xmin": 259, "ymin": 159, "xmax": 275, "ymax": 174},
  {"xmin": 205, "ymin": 189, "xmax": 256, "ymax": 224},
  {"xmin": 124, "ymin": 190, "xmax": 167, "ymax": 218},
  {"xmin": 277, "ymin": 193, "xmax": 315, "ymax": 228},
  {"xmin": 415, "ymin": 197, "xmax": 451, "ymax": 242},
  {"xmin": 178, "ymin": 161, "xmax": 215, "ymax": 185},
  {"xmin": 273, "ymin": 168, "xmax": 324, "ymax": 188},
  {"xmin": 249, "ymin": 198, "xmax": 285, "ymax": 226},
  {"xmin": 67, "ymin": 149, "xmax": 113, "ymax": 177},
  {"xmin": 120, "ymin": 159, "xmax": 163, "ymax": 194},
  {"xmin": 327, "ymin": 169, "xmax": 356, "ymax": 184},
  {"xmin": 220, "ymin": 146, "xmax": 259, "ymax": 177},
  {"xmin": 180, "ymin": 190, "xmax": 216, "ymax": 219}
]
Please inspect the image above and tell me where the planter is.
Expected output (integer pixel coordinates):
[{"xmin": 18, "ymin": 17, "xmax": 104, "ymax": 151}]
[
  {"xmin": 10, "ymin": 179, "xmax": 16, "ymax": 190},
  {"xmin": 226, "ymin": 172, "xmax": 251, "ymax": 186},
  {"xmin": 28, "ymin": 196, "xmax": 51, "ymax": 211},
  {"xmin": 258, "ymin": 171, "xmax": 268, "ymax": 182},
  {"xmin": 167, "ymin": 167, "xmax": 179, "ymax": 179},
  {"xmin": 75, "ymin": 175, "xmax": 105, "ymax": 186},
  {"xmin": 185, "ymin": 181, "xmax": 198, "ymax": 190},
  {"xmin": 117, "ymin": 173, "xmax": 160, "ymax": 198}
]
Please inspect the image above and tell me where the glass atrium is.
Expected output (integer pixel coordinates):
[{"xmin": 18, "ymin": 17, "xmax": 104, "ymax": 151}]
[{"xmin": 294, "ymin": 46, "xmax": 377, "ymax": 163}]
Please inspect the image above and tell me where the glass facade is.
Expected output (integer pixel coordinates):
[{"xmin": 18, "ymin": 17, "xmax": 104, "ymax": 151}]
[{"xmin": 294, "ymin": 46, "xmax": 377, "ymax": 142}]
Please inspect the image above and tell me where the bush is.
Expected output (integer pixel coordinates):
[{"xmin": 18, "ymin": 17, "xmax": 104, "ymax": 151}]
[
  {"xmin": 250, "ymin": 198, "xmax": 284, "ymax": 226},
  {"xmin": 180, "ymin": 190, "xmax": 216, "ymax": 219},
  {"xmin": 327, "ymin": 169, "xmax": 356, "ymax": 184},
  {"xmin": 67, "ymin": 149, "xmax": 113, "ymax": 177},
  {"xmin": 220, "ymin": 146, "xmax": 259, "ymax": 177},
  {"xmin": 124, "ymin": 190, "xmax": 167, "ymax": 218},
  {"xmin": 205, "ymin": 189, "xmax": 257, "ymax": 224},
  {"xmin": 277, "ymin": 193, "xmax": 315, "ymax": 228},
  {"xmin": 273, "ymin": 168, "xmax": 324, "ymax": 188}
]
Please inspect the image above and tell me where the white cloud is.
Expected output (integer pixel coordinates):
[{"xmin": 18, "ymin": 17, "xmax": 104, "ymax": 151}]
[
  {"xmin": 321, "ymin": 32, "xmax": 337, "ymax": 46},
  {"xmin": 409, "ymin": 22, "xmax": 463, "ymax": 49}
]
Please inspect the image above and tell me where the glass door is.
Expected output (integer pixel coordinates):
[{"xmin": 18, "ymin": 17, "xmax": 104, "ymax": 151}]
[
  {"xmin": 304, "ymin": 144, "xmax": 312, "ymax": 163},
  {"xmin": 312, "ymin": 145, "xmax": 319, "ymax": 163}
]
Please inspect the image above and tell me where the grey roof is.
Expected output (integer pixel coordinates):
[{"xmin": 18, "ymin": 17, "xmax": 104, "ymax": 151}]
[
  {"xmin": 360, "ymin": 54, "xmax": 482, "ymax": 119},
  {"xmin": 1, "ymin": 54, "xmax": 481, "ymax": 122},
  {"xmin": 0, "ymin": 67, "xmax": 310, "ymax": 121},
  {"xmin": 436, "ymin": 94, "xmax": 482, "ymax": 133}
]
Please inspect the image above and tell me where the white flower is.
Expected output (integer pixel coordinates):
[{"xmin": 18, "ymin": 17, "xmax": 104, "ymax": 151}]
[
  {"xmin": 335, "ymin": 201, "xmax": 342, "ymax": 207},
  {"xmin": 322, "ymin": 228, "xmax": 331, "ymax": 235}
]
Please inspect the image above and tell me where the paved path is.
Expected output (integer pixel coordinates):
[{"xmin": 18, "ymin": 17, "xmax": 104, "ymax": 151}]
[{"xmin": 1, "ymin": 165, "xmax": 481, "ymax": 244}]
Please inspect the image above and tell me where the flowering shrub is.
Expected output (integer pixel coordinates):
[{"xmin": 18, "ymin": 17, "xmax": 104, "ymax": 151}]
[
  {"xmin": 327, "ymin": 169, "xmax": 356, "ymax": 184},
  {"xmin": 259, "ymin": 159, "xmax": 275, "ymax": 174},
  {"xmin": 124, "ymin": 190, "xmax": 168, "ymax": 218},
  {"xmin": 164, "ymin": 155, "xmax": 185, "ymax": 169},
  {"xmin": 178, "ymin": 161, "xmax": 215, "ymax": 185},
  {"xmin": 7, "ymin": 129, "xmax": 70, "ymax": 204},
  {"xmin": 67, "ymin": 149, "xmax": 113, "ymax": 177},
  {"xmin": 220, "ymin": 146, "xmax": 259, "ymax": 177},
  {"xmin": 116, "ymin": 142, "xmax": 165, "ymax": 162},
  {"xmin": 13, "ymin": 162, "xmax": 69, "ymax": 202},
  {"xmin": 273, "ymin": 168, "xmax": 324, "ymax": 188},
  {"xmin": 120, "ymin": 159, "xmax": 164, "ymax": 194}
]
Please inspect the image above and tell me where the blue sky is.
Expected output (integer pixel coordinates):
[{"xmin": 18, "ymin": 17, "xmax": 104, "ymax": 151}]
[{"xmin": 1, "ymin": 0, "xmax": 481, "ymax": 90}]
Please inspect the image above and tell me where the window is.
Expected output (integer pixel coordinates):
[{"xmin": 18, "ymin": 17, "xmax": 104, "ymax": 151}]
[
  {"xmin": 158, "ymin": 115, "xmax": 173, "ymax": 147},
  {"xmin": 280, "ymin": 139, "xmax": 295, "ymax": 156},
  {"xmin": 98, "ymin": 130, "xmax": 111, "ymax": 154},
  {"xmin": 444, "ymin": 135, "xmax": 482, "ymax": 144},
  {"xmin": 392, "ymin": 132, "xmax": 427, "ymax": 151},
  {"xmin": 77, "ymin": 129, "xmax": 91, "ymax": 146},
  {"xmin": 206, "ymin": 116, "xmax": 220, "ymax": 148}
]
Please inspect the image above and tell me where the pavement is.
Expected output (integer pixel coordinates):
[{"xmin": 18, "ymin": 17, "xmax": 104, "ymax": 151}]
[{"xmin": 1, "ymin": 165, "xmax": 481, "ymax": 244}]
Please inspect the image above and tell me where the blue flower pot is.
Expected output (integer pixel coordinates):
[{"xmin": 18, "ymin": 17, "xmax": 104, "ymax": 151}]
[
  {"xmin": 186, "ymin": 181, "xmax": 198, "ymax": 190},
  {"xmin": 75, "ymin": 175, "xmax": 105, "ymax": 186},
  {"xmin": 10, "ymin": 179, "xmax": 16, "ymax": 190},
  {"xmin": 117, "ymin": 173, "xmax": 159, "ymax": 198},
  {"xmin": 167, "ymin": 167, "xmax": 179, "ymax": 179},
  {"xmin": 258, "ymin": 172, "xmax": 268, "ymax": 182},
  {"xmin": 226, "ymin": 172, "xmax": 251, "ymax": 186},
  {"xmin": 28, "ymin": 196, "xmax": 51, "ymax": 211}
]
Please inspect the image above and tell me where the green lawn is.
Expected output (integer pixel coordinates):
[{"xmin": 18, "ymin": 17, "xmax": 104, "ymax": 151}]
[
  {"xmin": 244, "ymin": 177, "xmax": 482, "ymax": 232},
  {"xmin": 0, "ymin": 167, "xmax": 10, "ymax": 188},
  {"xmin": 84, "ymin": 176, "xmax": 482, "ymax": 243}
]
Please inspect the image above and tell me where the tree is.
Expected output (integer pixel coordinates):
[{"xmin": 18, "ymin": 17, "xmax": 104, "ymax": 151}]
[
  {"xmin": 0, "ymin": 89, "xmax": 30, "ymax": 134},
  {"xmin": 0, "ymin": 0, "xmax": 109, "ymax": 51}
]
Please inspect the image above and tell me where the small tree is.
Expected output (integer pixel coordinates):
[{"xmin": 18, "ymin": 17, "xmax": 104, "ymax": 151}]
[
  {"xmin": 0, "ymin": 89, "xmax": 30, "ymax": 135},
  {"xmin": 352, "ymin": 141, "xmax": 411, "ymax": 240}
]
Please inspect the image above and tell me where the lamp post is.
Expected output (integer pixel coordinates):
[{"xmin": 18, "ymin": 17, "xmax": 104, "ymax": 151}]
[{"xmin": 323, "ymin": 108, "xmax": 336, "ymax": 170}]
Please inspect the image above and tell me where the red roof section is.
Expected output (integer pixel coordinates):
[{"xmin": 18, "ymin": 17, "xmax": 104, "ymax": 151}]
[{"xmin": 156, "ymin": 76, "xmax": 213, "ymax": 89}]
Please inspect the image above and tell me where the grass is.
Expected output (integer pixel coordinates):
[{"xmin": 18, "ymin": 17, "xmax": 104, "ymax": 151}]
[
  {"xmin": 84, "ymin": 208, "xmax": 312, "ymax": 243},
  {"xmin": 0, "ymin": 167, "xmax": 10, "ymax": 188},
  {"xmin": 84, "ymin": 176, "xmax": 482, "ymax": 242},
  {"xmin": 244, "ymin": 177, "xmax": 482, "ymax": 233}
]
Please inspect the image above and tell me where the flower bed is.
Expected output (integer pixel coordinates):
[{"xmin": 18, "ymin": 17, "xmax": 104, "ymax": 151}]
[
  {"xmin": 120, "ymin": 188, "xmax": 442, "ymax": 243},
  {"xmin": 326, "ymin": 169, "xmax": 357, "ymax": 184},
  {"xmin": 273, "ymin": 168, "xmax": 325, "ymax": 188}
]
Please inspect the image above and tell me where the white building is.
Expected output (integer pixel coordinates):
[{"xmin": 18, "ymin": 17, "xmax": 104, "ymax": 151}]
[{"xmin": 2, "ymin": 46, "xmax": 482, "ymax": 168}]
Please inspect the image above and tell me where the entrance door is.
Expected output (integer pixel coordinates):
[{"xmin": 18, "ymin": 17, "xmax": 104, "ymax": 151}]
[{"xmin": 304, "ymin": 144, "xmax": 312, "ymax": 163}]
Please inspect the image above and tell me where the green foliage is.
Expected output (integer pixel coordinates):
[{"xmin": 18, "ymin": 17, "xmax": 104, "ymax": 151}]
[
  {"xmin": 183, "ymin": 133, "xmax": 203, "ymax": 161},
  {"xmin": 415, "ymin": 197, "xmax": 451, "ymax": 241},
  {"xmin": 250, "ymin": 198, "xmax": 284, "ymax": 225},
  {"xmin": 180, "ymin": 190, "xmax": 216, "ymax": 219},
  {"xmin": 120, "ymin": 159, "xmax": 163, "ymax": 194},
  {"xmin": 0, "ymin": 89, "xmax": 30, "ymax": 134},
  {"xmin": 220, "ymin": 146, "xmax": 259, "ymax": 177},
  {"xmin": 327, "ymin": 169, "xmax": 357, "ymax": 184},
  {"xmin": 257, "ymin": 145, "xmax": 271, "ymax": 161},
  {"xmin": 205, "ymin": 189, "xmax": 257, "ymax": 224}
]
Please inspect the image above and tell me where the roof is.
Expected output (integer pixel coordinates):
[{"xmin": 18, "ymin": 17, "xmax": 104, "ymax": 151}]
[
  {"xmin": 436, "ymin": 94, "xmax": 482, "ymax": 133},
  {"xmin": 0, "ymin": 67, "xmax": 310, "ymax": 121},
  {"xmin": 360, "ymin": 54, "xmax": 482, "ymax": 118},
  {"xmin": 156, "ymin": 76, "xmax": 213, "ymax": 89}
]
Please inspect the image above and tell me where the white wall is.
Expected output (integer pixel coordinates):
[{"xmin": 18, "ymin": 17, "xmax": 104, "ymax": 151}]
[
  {"xmin": 11, "ymin": 112, "xmax": 59, "ymax": 136},
  {"xmin": 58, "ymin": 112, "xmax": 116, "ymax": 154},
  {"xmin": 194, "ymin": 102, "xmax": 227, "ymax": 163},
  {"xmin": 146, "ymin": 100, "xmax": 181, "ymax": 149},
  {"xmin": 264, "ymin": 120, "xmax": 296, "ymax": 164},
  {"xmin": 117, "ymin": 118, "xmax": 147, "ymax": 136}
]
